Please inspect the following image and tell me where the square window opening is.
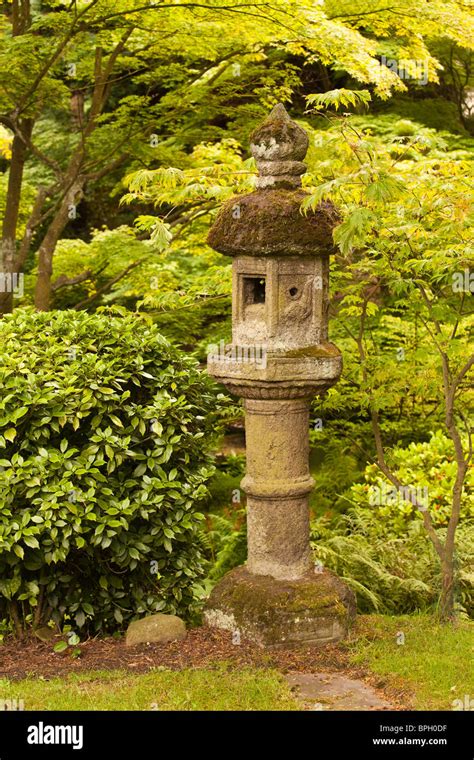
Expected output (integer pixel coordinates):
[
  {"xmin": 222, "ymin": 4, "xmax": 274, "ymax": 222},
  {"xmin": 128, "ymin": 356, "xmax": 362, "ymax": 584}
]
[{"xmin": 243, "ymin": 276, "xmax": 266, "ymax": 305}]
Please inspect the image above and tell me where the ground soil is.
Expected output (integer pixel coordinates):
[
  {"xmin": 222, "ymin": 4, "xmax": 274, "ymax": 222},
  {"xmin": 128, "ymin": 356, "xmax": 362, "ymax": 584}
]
[{"xmin": 0, "ymin": 622, "xmax": 412, "ymax": 709}]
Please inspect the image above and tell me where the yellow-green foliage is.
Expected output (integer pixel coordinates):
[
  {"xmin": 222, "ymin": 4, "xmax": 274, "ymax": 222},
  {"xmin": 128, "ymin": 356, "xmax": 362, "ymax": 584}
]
[{"xmin": 311, "ymin": 433, "xmax": 474, "ymax": 616}]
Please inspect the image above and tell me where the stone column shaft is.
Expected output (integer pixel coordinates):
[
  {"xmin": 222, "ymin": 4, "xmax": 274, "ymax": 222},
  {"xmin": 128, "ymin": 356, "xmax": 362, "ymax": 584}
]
[{"xmin": 242, "ymin": 398, "xmax": 313, "ymax": 580}]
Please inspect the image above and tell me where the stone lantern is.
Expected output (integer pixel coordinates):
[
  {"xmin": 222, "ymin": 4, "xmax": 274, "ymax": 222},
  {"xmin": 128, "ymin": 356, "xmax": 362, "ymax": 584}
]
[{"xmin": 205, "ymin": 104, "xmax": 355, "ymax": 647}]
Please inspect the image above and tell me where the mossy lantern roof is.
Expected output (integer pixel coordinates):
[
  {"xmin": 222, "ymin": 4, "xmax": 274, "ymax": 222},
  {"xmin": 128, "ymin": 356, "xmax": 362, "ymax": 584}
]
[{"xmin": 207, "ymin": 103, "xmax": 338, "ymax": 258}]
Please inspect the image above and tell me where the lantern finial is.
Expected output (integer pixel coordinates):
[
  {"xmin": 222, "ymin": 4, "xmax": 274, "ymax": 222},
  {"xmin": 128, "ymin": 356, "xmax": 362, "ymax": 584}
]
[{"xmin": 250, "ymin": 103, "xmax": 309, "ymax": 189}]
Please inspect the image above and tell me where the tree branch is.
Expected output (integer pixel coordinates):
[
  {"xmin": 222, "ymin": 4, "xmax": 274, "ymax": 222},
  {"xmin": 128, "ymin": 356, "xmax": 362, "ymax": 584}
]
[
  {"xmin": 52, "ymin": 270, "xmax": 93, "ymax": 291},
  {"xmin": 73, "ymin": 260, "xmax": 144, "ymax": 310}
]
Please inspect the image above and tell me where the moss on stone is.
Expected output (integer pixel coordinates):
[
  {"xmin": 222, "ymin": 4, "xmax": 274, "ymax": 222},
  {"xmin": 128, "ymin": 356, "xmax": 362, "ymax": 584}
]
[
  {"xmin": 207, "ymin": 190, "xmax": 339, "ymax": 257},
  {"xmin": 205, "ymin": 566, "xmax": 356, "ymax": 647},
  {"xmin": 280, "ymin": 343, "xmax": 341, "ymax": 359}
]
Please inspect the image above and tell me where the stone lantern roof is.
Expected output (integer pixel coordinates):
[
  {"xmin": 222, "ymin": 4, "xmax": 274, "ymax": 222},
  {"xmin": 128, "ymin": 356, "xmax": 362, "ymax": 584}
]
[{"xmin": 207, "ymin": 103, "xmax": 338, "ymax": 257}]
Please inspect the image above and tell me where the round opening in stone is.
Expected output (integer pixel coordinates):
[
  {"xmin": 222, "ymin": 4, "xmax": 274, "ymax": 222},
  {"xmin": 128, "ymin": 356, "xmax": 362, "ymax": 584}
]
[{"xmin": 289, "ymin": 287, "xmax": 298, "ymax": 297}]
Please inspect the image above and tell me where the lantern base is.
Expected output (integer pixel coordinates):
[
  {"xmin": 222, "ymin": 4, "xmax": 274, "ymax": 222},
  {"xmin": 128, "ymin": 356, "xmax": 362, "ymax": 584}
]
[{"xmin": 204, "ymin": 566, "xmax": 356, "ymax": 648}]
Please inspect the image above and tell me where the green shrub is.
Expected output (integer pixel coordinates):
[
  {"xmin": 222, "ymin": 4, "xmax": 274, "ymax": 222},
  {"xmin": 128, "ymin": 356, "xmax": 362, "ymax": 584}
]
[
  {"xmin": 308, "ymin": 436, "xmax": 364, "ymax": 519},
  {"xmin": 204, "ymin": 454, "xmax": 246, "ymax": 511},
  {"xmin": 200, "ymin": 510, "xmax": 247, "ymax": 582},
  {"xmin": 0, "ymin": 308, "xmax": 220, "ymax": 636},
  {"xmin": 311, "ymin": 432, "xmax": 474, "ymax": 617},
  {"xmin": 312, "ymin": 512, "xmax": 474, "ymax": 617},
  {"xmin": 343, "ymin": 431, "xmax": 474, "ymax": 534},
  {"xmin": 198, "ymin": 454, "xmax": 247, "ymax": 584}
]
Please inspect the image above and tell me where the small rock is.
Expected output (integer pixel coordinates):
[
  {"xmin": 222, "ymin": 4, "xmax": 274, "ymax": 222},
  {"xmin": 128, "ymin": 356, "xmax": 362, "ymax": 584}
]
[{"xmin": 125, "ymin": 614, "xmax": 186, "ymax": 647}]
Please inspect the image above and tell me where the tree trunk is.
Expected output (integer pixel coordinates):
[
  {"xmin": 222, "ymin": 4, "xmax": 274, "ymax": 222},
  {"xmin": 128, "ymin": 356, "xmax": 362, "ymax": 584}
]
[
  {"xmin": 439, "ymin": 560, "xmax": 455, "ymax": 621},
  {"xmin": 0, "ymin": 120, "xmax": 33, "ymax": 315},
  {"xmin": 34, "ymin": 181, "xmax": 83, "ymax": 311},
  {"xmin": 8, "ymin": 600, "xmax": 24, "ymax": 639},
  {"xmin": 0, "ymin": 0, "xmax": 33, "ymax": 316}
]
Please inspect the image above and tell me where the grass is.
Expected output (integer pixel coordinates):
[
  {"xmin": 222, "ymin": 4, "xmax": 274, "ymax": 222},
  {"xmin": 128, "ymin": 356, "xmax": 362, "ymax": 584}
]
[
  {"xmin": 347, "ymin": 614, "xmax": 474, "ymax": 710},
  {"xmin": 0, "ymin": 665, "xmax": 299, "ymax": 711},
  {"xmin": 1, "ymin": 614, "xmax": 472, "ymax": 711}
]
